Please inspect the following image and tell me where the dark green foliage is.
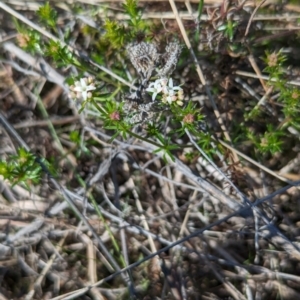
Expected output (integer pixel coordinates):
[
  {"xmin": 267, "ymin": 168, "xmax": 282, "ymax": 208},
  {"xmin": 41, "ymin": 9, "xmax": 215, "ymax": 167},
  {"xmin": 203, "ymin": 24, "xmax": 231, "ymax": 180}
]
[
  {"xmin": 37, "ymin": 2, "xmax": 58, "ymax": 29},
  {"xmin": 0, "ymin": 148, "xmax": 47, "ymax": 189}
]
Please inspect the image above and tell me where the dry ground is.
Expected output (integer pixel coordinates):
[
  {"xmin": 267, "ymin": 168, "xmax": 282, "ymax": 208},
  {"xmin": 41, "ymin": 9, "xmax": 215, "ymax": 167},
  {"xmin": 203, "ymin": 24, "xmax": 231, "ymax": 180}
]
[{"xmin": 1, "ymin": 0, "xmax": 300, "ymax": 299}]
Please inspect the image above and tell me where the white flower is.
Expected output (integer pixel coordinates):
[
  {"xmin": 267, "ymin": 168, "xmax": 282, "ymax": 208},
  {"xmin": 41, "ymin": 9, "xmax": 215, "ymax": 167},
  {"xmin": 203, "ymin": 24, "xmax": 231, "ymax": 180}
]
[
  {"xmin": 177, "ymin": 89, "xmax": 184, "ymax": 100},
  {"xmin": 176, "ymin": 99, "xmax": 184, "ymax": 106},
  {"xmin": 163, "ymin": 78, "xmax": 184, "ymax": 105},
  {"xmin": 146, "ymin": 79, "xmax": 164, "ymax": 101},
  {"xmin": 73, "ymin": 78, "xmax": 96, "ymax": 101},
  {"xmin": 146, "ymin": 77, "xmax": 184, "ymax": 106},
  {"xmin": 176, "ymin": 89, "xmax": 184, "ymax": 105},
  {"xmin": 160, "ymin": 78, "xmax": 168, "ymax": 89},
  {"xmin": 165, "ymin": 94, "xmax": 177, "ymax": 104},
  {"xmin": 164, "ymin": 78, "xmax": 181, "ymax": 94}
]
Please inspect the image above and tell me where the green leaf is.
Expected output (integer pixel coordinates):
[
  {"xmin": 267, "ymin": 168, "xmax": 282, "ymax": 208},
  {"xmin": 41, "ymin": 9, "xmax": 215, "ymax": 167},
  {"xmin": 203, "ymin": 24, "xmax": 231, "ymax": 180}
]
[
  {"xmin": 45, "ymin": 40, "xmax": 80, "ymax": 67},
  {"xmin": 123, "ymin": 0, "xmax": 139, "ymax": 19},
  {"xmin": 16, "ymin": 30, "xmax": 43, "ymax": 54},
  {"xmin": 104, "ymin": 20, "xmax": 127, "ymax": 48},
  {"xmin": 70, "ymin": 131, "xmax": 81, "ymax": 144},
  {"xmin": 37, "ymin": 2, "xmax": 58, "ymax": 29}
]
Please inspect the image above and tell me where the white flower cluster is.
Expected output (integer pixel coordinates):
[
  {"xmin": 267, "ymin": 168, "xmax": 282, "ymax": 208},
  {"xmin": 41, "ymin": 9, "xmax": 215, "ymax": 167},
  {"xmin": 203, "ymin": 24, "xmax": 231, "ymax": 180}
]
[
  {"xmin": 69, "ymin": 77, "xmax": 96, "ymax": 101},
  {"xmin": 124, "ymin": 41, "xmax": 185, "ymax": 124},
  {"xmin": 146, "ymin": 77, "xmax": 184, "ymax": 106}
]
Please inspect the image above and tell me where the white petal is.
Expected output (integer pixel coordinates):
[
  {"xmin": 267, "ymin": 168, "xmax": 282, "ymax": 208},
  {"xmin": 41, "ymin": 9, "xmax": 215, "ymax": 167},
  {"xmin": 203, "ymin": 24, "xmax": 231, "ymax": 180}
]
[
  {"xmin": 146, "ymin": 87, "xmax": 155, "ymax": 93},
  {"xmin": 172, "ymin": 86, "xmax": 181, "ymax": 90},
  {"xmin": 87, "ymin": 85, "xmax": 96, "ymax": 91},
  {"xmin": 166, "ymin": 95, "xmax": 173, "ymax": 104},
  {"xmin": 148, "ymin": 82, "xmax": 155, "ymax": 89},
  {"xmin": 152, "ymin": 92, "xmax": 158, "ymax": 101},
  {"xmin": 168, "ymin": 90, "xmax": 175, "ymax": 96},
  {"xmin": 82, "ymin": 91, "xmax": 88, "ymax": 100},
  {"xmin": 80, "ymin": 78, "xmax": 87, "ymax": 88},
  {"xmin": 160, "ymin": 78, "xmax": 168, "ymax": 86},
  {"xmin": 73, "ymin": 86, "xmax": 83, "ymax": 92}
]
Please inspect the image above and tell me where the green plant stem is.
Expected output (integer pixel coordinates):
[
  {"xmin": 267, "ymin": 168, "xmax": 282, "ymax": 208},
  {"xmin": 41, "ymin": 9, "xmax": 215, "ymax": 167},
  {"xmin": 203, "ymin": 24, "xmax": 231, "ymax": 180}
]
[
  {"xmin": 125, "ymin": 129, "xmax": 162, "ymax": 148},
  {"xmin": 91, "ymin": 98, "xmax": 109, "ymax": 115}
]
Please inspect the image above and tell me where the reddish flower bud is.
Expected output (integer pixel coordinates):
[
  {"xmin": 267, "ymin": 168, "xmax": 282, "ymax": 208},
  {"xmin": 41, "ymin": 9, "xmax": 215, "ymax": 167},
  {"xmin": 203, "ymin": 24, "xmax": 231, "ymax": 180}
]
[
  {"xmin": 109, "ymin": 111, "xmax": 121, "ymax": 121},
  {"xmin": 183, "ymin": 113, "xmax": 194, "ymax": 124}
]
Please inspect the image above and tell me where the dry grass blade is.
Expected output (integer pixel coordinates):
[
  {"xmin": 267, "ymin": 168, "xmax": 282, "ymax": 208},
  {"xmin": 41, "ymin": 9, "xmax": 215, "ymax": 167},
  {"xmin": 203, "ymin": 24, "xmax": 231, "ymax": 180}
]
[
  {"xmin": 24, "ymin": 234, "xmax": 67, "ymax": 300},
  {"xmin": 3, "ymin": 42, "xmax": 66, "ymax": 88},
  {"xmin": 0, "ymin": 113, "xmax": 129, "ymax": 285}
]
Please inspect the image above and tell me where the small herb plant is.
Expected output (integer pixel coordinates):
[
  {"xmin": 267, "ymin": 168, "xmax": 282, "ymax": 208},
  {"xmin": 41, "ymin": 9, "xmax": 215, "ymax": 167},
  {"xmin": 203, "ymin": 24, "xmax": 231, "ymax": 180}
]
[
  {"xmin": 11, "ymin": 1, "xmax": 211, "ymax": 168},
  {"xmin": 0, "ymin": 148, "xmax": 46, "ymax": 189},
  {"xmin": 11, "ymin": 0, "xmax": 298, "ymax": 184},
  {"xmin": 239, "ymin": 50, "xmax": 300, "ymax": 156}
]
